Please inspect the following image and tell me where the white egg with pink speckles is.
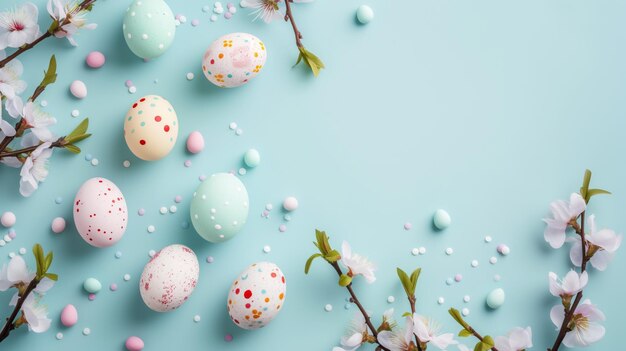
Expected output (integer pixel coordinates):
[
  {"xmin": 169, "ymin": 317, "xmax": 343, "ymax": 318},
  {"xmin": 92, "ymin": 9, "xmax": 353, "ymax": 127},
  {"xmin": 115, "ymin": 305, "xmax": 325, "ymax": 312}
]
[
  {"xmin": 227, "ymin": 262, "xmax": 286, "ymax": 330},
  {"xmin": 202, "ymin": 32, "xmax": 267, "ymax": 88},
  {"xmin": 73, "ymin": 177, "xmax": 128, "ymax": 248},
  {"xmin": 140, "ymin": 244, "xmax": 199, "ymax": 312}
]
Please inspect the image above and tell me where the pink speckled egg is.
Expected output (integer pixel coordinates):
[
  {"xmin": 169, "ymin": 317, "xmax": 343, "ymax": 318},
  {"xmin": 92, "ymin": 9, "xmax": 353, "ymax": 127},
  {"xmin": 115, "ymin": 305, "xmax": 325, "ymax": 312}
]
[
  {"xmin": 139, "ymin": 244, "xmax": 199, "ymax": 312},
  {"xmin": 73, "ymin": 178, "xmax": 128, "ymax": 248},
  {"xmin": 202, "ymin": 33, "xmax": 267, "ymax": 88},
  {"xmin": 227, "ymin": 262, "xmax": 286, "ymax": 330}
]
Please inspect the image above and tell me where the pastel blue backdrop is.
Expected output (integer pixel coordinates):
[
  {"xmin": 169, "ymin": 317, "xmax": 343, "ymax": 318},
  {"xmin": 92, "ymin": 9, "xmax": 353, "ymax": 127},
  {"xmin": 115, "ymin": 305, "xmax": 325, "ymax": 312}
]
[{"xmin": 1, "ymin": 0, "xmax": 625, "ymax": 350}]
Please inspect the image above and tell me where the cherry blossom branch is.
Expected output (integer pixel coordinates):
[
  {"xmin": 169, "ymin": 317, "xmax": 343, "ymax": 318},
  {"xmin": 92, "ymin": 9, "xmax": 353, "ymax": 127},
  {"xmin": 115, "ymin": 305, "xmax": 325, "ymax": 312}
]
[
  {"xmin": 449, "ymin": 308, "xmax": 499, "ymax": 351},
  {"xmin": 282, "ymin": 0, "xmax": 324, "ymax": 76},
  {"xmin": 0, "ymin": 278, "xmax": 39, "ymax": 343},
  {"xmin": 0, "ymin": 137, "xmax": 64, "ymax": 159},
  {"xmin": 283, "ymin": 0, "xmax": 303, "ymax": 48},
  {"xmin": 549, "ymin": 213, "xmax": 588, "ymax": 351},
  {"xmin": 0, "ymin": 0, "xmax": 98, "ymax": 69}
]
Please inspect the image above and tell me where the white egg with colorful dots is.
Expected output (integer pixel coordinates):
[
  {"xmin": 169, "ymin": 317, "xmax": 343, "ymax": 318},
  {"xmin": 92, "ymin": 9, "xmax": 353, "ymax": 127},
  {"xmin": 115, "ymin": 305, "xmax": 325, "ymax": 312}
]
[
  {"xmin": 73, "ymin": 178, "xmax": 128, "ymax": 248},
  {"xmin": 227, "ymin": 262, "xmax": 286, "ymax": 330},
  {"xmin": 202, "ymin": 32, "xmax": 267, "ymax": 88},
  {"xmin": 190, "ymin": 173, "xmax": 249, "ymax": 243},
  {"xmin": 124, "ymin": 95, "xmax": 179, "ymax": 161},
  {"xmin": 139, "ymin": 244, "xmax": 199, "ymax": 312}
]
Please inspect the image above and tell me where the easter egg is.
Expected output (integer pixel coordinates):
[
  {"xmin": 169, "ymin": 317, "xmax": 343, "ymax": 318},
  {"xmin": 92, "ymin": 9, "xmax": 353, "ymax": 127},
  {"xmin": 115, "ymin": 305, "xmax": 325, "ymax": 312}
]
[
  {"xmin": 227, "ymin": 262, "xmax": 286, "ymax": 330},
  {"xmin": 60, "ymin": 304, "xmax": 78, "ymax": 327},
  {"xmin": 486, "ymin": 288, "xmax": 505, "ymax": 309},
  {"xmin": 139, "ymin": 244, "xmax": 199, "ymax": 312},
  {"xmin": 202, "ymin": 32, "xmax": 267, "ymax": 88},
  {"xmin": 190, "ymin": 173, "xmax": 249, "ymax": 243},
  {"xmin": 123, "ymin": 0, "xmax": 176, "ymax": 60},
  {"xmin": 124, "ymin": 95, "xmax": 179, "ymax": 161},
  {"xmin": 73, "ymin": 177, "xmax": 128, "ymax": 248},
  {"xmin": 433, "ymin": 209, "xmax": 451, "ymax": 230}
]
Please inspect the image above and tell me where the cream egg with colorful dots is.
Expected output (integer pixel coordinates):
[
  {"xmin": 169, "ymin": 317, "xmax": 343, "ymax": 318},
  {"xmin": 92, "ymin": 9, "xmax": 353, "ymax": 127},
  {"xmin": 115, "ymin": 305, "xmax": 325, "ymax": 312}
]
[
  {"xmin": 124, "ymin": 95, "xmax": 179, "ymax": 161},
  {"xmin": 140, "ymin": 244, "xmax": 199, "ymax": 312},
  {"xmin": 73, "ymin": 178, "xmax": 128, "ymax": 248},
  {"xmin": 202, "ymin": 32, "xmax": 267, "ymax": 88},
  {"xmin": 227, "ymin": 262, "xmax": 286, "ymax": 330}
]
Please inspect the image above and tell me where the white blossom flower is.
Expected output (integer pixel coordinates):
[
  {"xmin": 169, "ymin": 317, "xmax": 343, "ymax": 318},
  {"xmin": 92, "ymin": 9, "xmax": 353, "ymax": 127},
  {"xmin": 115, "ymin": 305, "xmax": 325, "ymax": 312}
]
[
  {"xmin": 548, "ymin": 271, "xmax": 588, "ymax": 298},
  {"xmin": 10, "ymin": 294, "xmax": 51, "ymax": 333},
  {"xmin": 21, "ymin": 102, "xmax": 56, "ymax": 142},
  {"xmin": 550, "ymin": 299, "xmax": 605, "ymax": 347},
  {"xmin": 567, "ymin": 215, "xmax": 622, "ymax": 271},
  {"xmin": 543, "ymin": 193, "xmax": 586, "ymax": 249},
  {"xmin": 0, "ymin": 255, "xmax": 54, "ymax": 293},
  {"xmin": 47, "ymin": 0, "xmax": 97, "ymax": 46},
  {"xmin": 340, "ymin": 241, "xmax": 376, "ymax": 284},
  {"xmin": 19, "ymin": 141, "xmax": 53, "ymax": 197},
  {"xmin": 494, "ymin": 327, "xmax": 533, "ymax": 351},
  {"xmin": 457, "ymin": 345, "xmax": 471, "ymax": 351},
  {"xmin": 378, "ymin": 315, "xmax": 415, "ymax": 351},
  {"xmin": 332, "ymin": 313, "xmax": 367, "ymax": 351},
  {"xmin": 240, "ymin": 0, "xmax": 283, "ymax": 23},
  {"xmin": 413, "ymin": 314, "xmax": 457, "ymax": 350},
  {"xmin": 0, "ymin": 3, "xmax": 40, "ymax": 50}
]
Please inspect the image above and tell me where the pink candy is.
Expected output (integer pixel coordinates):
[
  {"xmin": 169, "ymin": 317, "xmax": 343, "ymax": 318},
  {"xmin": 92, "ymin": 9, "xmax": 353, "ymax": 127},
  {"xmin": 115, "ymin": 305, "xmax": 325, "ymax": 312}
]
[
  {"xmin": 60, "ymin": 304, "xmax": 78, "ymax": 327},
  {"xmin": 186, "ymin": 131, "xmax": 205, "ymax": 154},
  {"xmin": 86, "ymin": 51, "xmax": 106, "ymax": 68},
  {"xmin": 125, "ymin": 336, "xmax": 145, "ymax": 351},
  {"xmin": 224, "ymin": 334, "xmax": 233, "ymax": 342},
  {"xmin": 51, "ymin": 217, "xmax": 66, "ymax": 234},
  {"xmin": 70, "ymin": 80, "xmax": 88, "ymax": 99},
  {"xmin": 1, "ymin": 211, "xmax": 16, "ymax": 227}
]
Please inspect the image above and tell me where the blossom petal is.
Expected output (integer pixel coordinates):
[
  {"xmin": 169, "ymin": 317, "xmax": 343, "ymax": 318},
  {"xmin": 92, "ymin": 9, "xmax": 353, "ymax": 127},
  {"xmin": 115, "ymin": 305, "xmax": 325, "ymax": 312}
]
[
  {"xmin": 568, "ymin": 193, "xmax": 586, "ymax": 218},
  {"xmin": 429, "ymin": 333, "xmax": 458, "ymax": 349},
  {"xmin": 412, "ymin": 315, "xmax": 431, "ymax": 342},
  {"xmin": 548, "ymin": 272, "xmax": 562, "ymax": 297},
  {"xmin": 550, "ymin": 304, "xmax": 565, "ymax": 328},
  {"xmin": 0, "ymin": 119, "xmax": 16, "ymax": 137},
  {"xmin": 577, "ymin": 300, "xmax": 606, "ymax": 322},
  {"xmin": 494, "ymin": 336, "xmax": 512, "ymax": 351},
  {"xmin": 341, "ymin": 333, "xmax": 362, "ymax": 348},
  {"xmin": 508, "ymin": 327, "xmax": 532, "ymax": 350},
  {"xmin": 569, "ymin": 239, "xmax": 583, "ymax": 267},
  {"xmin": 7, "ymin": 255, "xmax": 30, "ymax": 283},
  {"xmin": 562, "ymin": 270, "xmax": 582, "ymax": 294},
  {"xmin": 589, "ymin": 250, "xmax": 612, "ymax": 271},
  {"xmin": 589, "ymin": 229, "xmax": 622, "ymax": 252}
]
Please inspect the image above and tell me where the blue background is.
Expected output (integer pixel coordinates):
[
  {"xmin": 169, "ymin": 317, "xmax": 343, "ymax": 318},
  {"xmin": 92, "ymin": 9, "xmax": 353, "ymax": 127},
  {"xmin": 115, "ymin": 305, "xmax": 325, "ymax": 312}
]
[{"xmin": 1, "ymin": 0, "xmax": 625, "ymax": 350}]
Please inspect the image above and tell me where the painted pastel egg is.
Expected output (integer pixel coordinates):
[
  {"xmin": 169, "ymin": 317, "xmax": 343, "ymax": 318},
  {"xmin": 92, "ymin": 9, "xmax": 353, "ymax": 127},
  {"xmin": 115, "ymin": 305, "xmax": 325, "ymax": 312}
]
[
  {"xmin": 227, "ymin": 262, "xmax": 286, "ymax": 330},
  {"xmin": 139, "ymin": 244, "xmax": 199, "ymax": 312},
  {"xmin": 123, "ymin": 0, "xmax": 176, "ymax": 60},
  {"xmin": 190, "ymin": 173, "xmax": 249, "ymax": 243},
  {"xmin": 202, "ymin": 32, "xmax": 267, "ymax": 88},
  {"xmin": 73, "ymin": 178, "xmax": 128, "ymax": 248},
  {"xmin": 124, "ymin": 95, "xmax": 179, "ymax": 161}
]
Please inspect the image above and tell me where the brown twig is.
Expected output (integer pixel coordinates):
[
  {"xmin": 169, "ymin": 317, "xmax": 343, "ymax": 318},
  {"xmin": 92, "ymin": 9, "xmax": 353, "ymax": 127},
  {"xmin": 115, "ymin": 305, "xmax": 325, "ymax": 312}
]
[
  {"xmin": 549, "ymin": 212, "xmax": 588, "ymax": 351},
  {"xmin": 0, "ymin": 137, "xmax": 64, "ymax": 159},
  {"xmin": 0, "ymin": 0, "xmax": 97, "ymax": 69},
  {"xmin": 0, "ymin": 278, "xmax": 39, "ymax": 342},
  {"xmin": 283, "ymin": 0, "xmax": 303, "ymax": 48},
  {"xmin": 329, "ymin": 262, "xmax": 390, "ymax": 351},
  {"xmin": 406, "ymin": 295, "xmax": 424, "ymax": 351}
]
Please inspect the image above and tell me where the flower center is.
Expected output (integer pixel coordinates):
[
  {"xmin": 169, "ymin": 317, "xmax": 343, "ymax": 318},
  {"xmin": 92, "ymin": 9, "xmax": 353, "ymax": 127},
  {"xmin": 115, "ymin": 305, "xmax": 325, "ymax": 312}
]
[
  {"xmin": 10, "ymin": 21, "xmax": 25, "ymax": 31},
  {"xmin": 570, "ymin": 313, "xmax": 590, "ymax": 331}
]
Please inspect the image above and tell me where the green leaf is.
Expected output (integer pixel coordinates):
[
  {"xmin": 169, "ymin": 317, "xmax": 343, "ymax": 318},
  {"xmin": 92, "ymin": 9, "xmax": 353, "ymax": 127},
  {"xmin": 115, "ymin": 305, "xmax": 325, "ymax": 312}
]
[
  {"xmin": 304, "ymin": 253, "xmax": 322, "ymax": 274},
  {"xmin": 32, "ymin": 244, "xmax": 44, "ymax": 277},
  {"xmin": 315, "ymin": 229, "xmax": 332, "ymax": 255},
  {"xmin": 396, "ymin": 267, "xmax": 412, "ymax": 297},
  {"xmin": 44, "ymin": 252, "xmax": 53, "ymax": 272},
  {"xmin": 459, "ymin": 329, "xmax": 472, "ymax": 337},
  {"xmin": 67, "ymin": 118, "xmax": 89, "ymax": 139},
  {"xmin": 294, "ymin": 47, "xmax": 325, "ymax": 77},
  {"xmin": 483, "ymin": 336, "xmax": 494, "ymax": 348},
  {"xmin": 65, "ymin": 133, "xmax": 92, "ymax": 145},
  {"xmin": 410, "ymin": 267, "xmax": 421, "ymax": 291},
  {"xmin": 324, "ymin": 249, "xmax": 341, "ymax": 263},
  {"xmin": 41, "ymin": 55, "xmax": 57, "ymax": 88},
  {"xmin": 580, "ymin": 169, "xmax": 592, "ymax": 200},
  {"xmin": 586, "ymin": 188, "xmax": 611, "ymax": 202},
  {"xmin": 338, "ymin": 274, "xmax": 352, "ymax": 287},
  {"xmin": 44, "ymin": 273, "xmax": 58, "ymax": 281},
  {"xmin": 474, "ymin": 341, "xmax": 484, "ymax": 351},
  {"xmin": 448, "ymin": 308, "xmax": 470, "ymax": 330},
  {"xmin": 64, "ymin": 144, "xmax": 81, "ymax": 154}
]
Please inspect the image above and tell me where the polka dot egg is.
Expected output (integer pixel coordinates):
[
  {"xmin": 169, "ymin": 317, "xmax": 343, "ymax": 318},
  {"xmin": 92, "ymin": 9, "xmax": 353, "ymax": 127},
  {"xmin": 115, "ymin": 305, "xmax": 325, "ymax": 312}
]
[
  {"xmin": 190, "ymin": 173, "xmax": 249, "ymax": 243},
  {"xmin": 227, "ymin": 262, "xmax": 286, "ymax": 330},
  {"xmin": 124, "ymin": 95, "xmax": 178, "ymax": 161},
  {"xmin": 123, "ymin": 0, "xmax": 176, "ymax": 60},
  {"xmin": 73, "ymin": 178, "xmax": 128, "ymax": 248},
  {"xmin": 140, "ymin": 244, "xmax": 199, "ymax": 312},
  {"xmin": 202, "ymin": 32, "xmax": 267, "ymax": 88}
]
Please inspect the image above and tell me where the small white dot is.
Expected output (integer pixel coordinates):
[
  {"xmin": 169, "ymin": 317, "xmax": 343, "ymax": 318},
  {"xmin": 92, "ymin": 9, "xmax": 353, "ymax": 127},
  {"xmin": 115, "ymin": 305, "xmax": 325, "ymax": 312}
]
[
  {"xmin": 142, "ymin": 34, "xmax": 148, "ymax": 40},
  {"xmin": 128, "ymin": 86, "xmax": 137, "ymax": 94},
  {"xmin": 387, "ymin": 296, "xmax": 395, "ymax": 303},
  {"xmin": 0, "ymin": 240, "xmax": 5, "ymax": 247},
  {"xmin": 115, "ymin": 251, "xmax": 122, "ymax": 259},
  {"xmin": 159, "ymin": 207, "xmax": 168, "ymax": 214},
  {"xmin": 437, "ymin": 297, "xmax": 444, "ymax": 305},
  {"xmin": 40, "ymin": 100, "xmax": 48, "ymax": 107},
  {"xmin": 324, "ymin": 304, "xmax": 333, "ymax": 312},
  {"xmin": 130, "ymin": 11, "xmax": 136, "ymax": 16},
  {"xmin": 194, "ymin": 214, "xmax": 199, "ymax": 219},
  {"xmin": 471, "ymin": 260, "xmax": 479, "ymax": 268},
  {"xmin": 147, "ymin": 225, "xmax": 155, "ymax": 233},
  {"xmin": 201, "ymin": 194, "xmax": 207, "ymax": 200},
  {"xmin": 219, "ymin": 234, "xmax": 224, "ymax": 239},
  {"xmin": 169, "ymin": 206, "xmax": 177, "ymax": 213},
  {"xmin": 229, "ymin": 122, "xmax": 237, "ymax": 130},
  {"xmin": 148, "ymin": 250, "xmax": 156, "ymax": 257},
  {"xmin": 123, "ymin": 274, "xmax": 131, "ymax": 281},
  {"xmin": 71, "ymin": 109, "xmax": 80, "ymax": 117},
  {"xmin": 445, "ymin": 247, "xmax": 454, "ymax": 255},
  {"xmin": 238, "ymin": 168, "xmax": 246, "ymax": 175},
  {"xmin": 210, "ymin": 208, "xmax": 216, "ymax": 213},
  {"xmin": 193, "ymin": 315, "xmax": 201, "ymax": 322},
  {"xmin": 82, "ymin": 328, "xmax": 91, "ymax": 336},
  {"xmin": 411, "ymin": 248, "xmax": 419, "ymax": 256},
  {"xmin": 265, "ymin": 204, "xmax": 273, "ymax": 211},
  {"xmin": 418, "ymin": 247, "xmax": 426, "ymax": 255},
  {"xmin": 215, "ymin": 224, "xmax": 222, "ymax": 230},
  {"xmin": 263, "ymin": 245, "xmax": 271, "ymax": 253},
  {"xmin": 127, "ymin": 33, "xmax": 132, "ymax": 39},
  {"xmin": 186, "ymin": 72, "xmax": 194, "ymax": 80},
  {"xmin": 19, "ymin": 247, "xmax": 26, "ymax": 255},
  {"xmin": 235, "ymin": 129, "xmax": 243, "ymax": 136},
  {"xmin": 146, "ymin": 13, "xmax": 152, "ymax": 18},
  {"xmin": 463, "ymin": 295, "xmax": 471, "ymax": 303},
  {"xmin": 123, "ymin": 160, "xmax": 131, "ymax": 168},
  {"xmin": 210, "ymin": 14, "xmax": 218, "ymax": 22},
  {"xmin": 56, "ymin": 332, "xmax": 63, "ymax": 340},
  {"xmin": 158, "ymin": 44, "xmax": 164, "ymax": 49},
  {"xmin": 484, "ymin": 235, "xmax": 492, "ymax": 243},
  {"xmin": 461, "ymin": 308, "xmax": 470, "ymax": 316},
  {"xmin": 489, "ymin": 256, "xmax": 498, "ymax": 264},
  {"xmin": 206, "ymin": 256, "xmax": 214, "ymax": 263},
  {"xmin": 8, "ymin": 252, "xmax": 15, "ymax": 258},
  {"xmin": 494, "ymin": 274, "xmax": 501, "ymax": 282},
  {"xmin": 179, "ymin": 15, "xmax": 187, "ymax": 23},
  {"xmin": 91, "ymin": 158, "xmax": 99, "ymax": 166}
]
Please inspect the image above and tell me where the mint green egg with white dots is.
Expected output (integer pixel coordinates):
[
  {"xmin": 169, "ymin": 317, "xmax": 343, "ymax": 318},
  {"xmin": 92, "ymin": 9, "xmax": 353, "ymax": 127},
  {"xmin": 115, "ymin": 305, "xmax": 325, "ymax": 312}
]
[
  {"xmin": 123, "ymin": 0, "xmax": 176, "ymax": 60},
  {"xmin": 190, "ymin": 173, "xmax": 250, "ymax": 243}
]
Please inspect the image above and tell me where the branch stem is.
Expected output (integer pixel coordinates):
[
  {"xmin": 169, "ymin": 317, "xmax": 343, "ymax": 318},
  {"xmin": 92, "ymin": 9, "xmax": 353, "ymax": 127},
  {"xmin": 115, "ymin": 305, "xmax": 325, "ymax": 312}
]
[
  {"xmin": 0, "ymin": 138, "xmax": 64, "ymax": 159},
  {"xmin": 283, "ymin": 0, "xmax": 303, "ymax": 48},
  {"xmin": 0, "ymin": 278, "xmax": 39, "ymax": 342}
]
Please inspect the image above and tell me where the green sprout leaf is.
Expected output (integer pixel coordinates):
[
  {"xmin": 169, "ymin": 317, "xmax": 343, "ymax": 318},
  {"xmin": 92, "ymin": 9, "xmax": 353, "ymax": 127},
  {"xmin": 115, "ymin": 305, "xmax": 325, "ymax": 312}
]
[
  {"xmin": 410, "ymin": 268, "xmax": 421, "ymax": 291},
  {"xmin": 67, "ymin": 118, "xmax": 89, "ymax": 139},
  {"xmin": 304, "ymin": 253, "xmax": 322, "ymax": 274},
  {"xmin": 483, "ymin": 336, "xmax": 494, "ymax": 348},
  {"xmin": 64, "ymin": 144, "xmax": 81, "ymax": 154},
  {"xmin": 448, "ymin": 308, "xmax": 470, "ymax": 330},
  {"xmin": 459, "ymin": 329, "xmax": 472, "ymax": 337},
  {"xmin": 41, "ymin": 55, "xmax": 57, "ymax": 88},
  {"xmin": 295, "ymin": 47, "xmax": 325, "ymax": 77},
  {"xmin": 586, "ymin": 188, "xmax": 611, "ymax": 202},
  {"xmin": 338, "ymin": 274, "xmax": 352, "ymax": 287},
  {"xmin": 45, "ymin": 273, "xmax": 59, "ymax": 281},
  {"xmin": 324, "ymin": 249, "xmax": 341, "ymax": 263},
  {"xmin": 65, "ymin": 133, "xmax": 92, "ymax": 145},
  {"xmin": 397, "ymin": 268, "xmax": 412, "ymax": 297}
]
